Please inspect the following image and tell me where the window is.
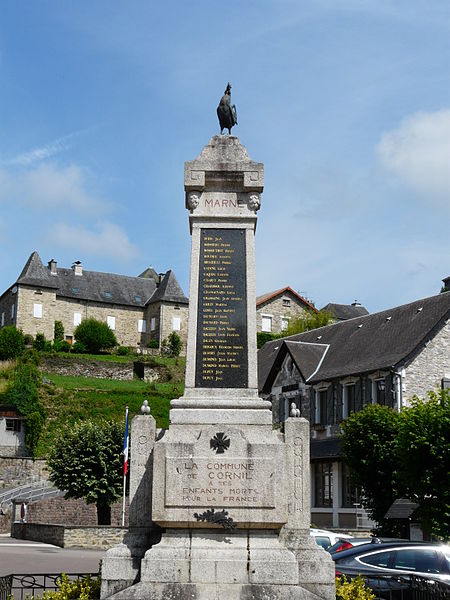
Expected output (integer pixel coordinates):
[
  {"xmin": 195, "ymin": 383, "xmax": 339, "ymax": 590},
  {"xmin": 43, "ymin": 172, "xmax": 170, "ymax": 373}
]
[
  {"xmin": 11, "ymin": 304, "xmax": 14, "ymax": 319},
  {"xmin": 73, "ymin": 312, "xmax": 82, "ymax": 327},
  {"xmin": 135, "ymin": 295, "xmax": 142, "ymax": 303},
  {"xmin": 314, "ymin": 462, "xmax": 333, "ymax": 507},
  {"xmin": 1, "ymin": 312, "xmax": 4, "ymax": 327},
  {"xmin": 360, "ymin": 550, "xmax": 392, "ymax": 568},
  {"xmin": 150, "ymin": 317, "xmax": 156, "ymax": 331},
  {"xmin": 172, "ymin": 317, "xmax": 181, "ymax": 331},
  {"xmin": 107, "ymin": 316, "xmax": 116, "ymax": 330},
  {"xmin": 393, "ymin": 548, "xmax": 441, "ymax": 574},
  {"xmin": 5, "ymin": 419, "xmax": 21, "ymax": 432},
  {"xmin": 341, "ymin": 464, "xmax": 359, "ymax": 508},
  {"xmin": 72, "ymin": 287, "xmax": 79, "ymax": 294},
  {"xmin": 281, "ymin": 317, "xmax": 289, "ymax": 331},
  {"xmin": 104, "ymin": 291, "xmax": 111, "ymax": 299},
  {"xmin": 261, "ymin": 315, "xmax": 272, "ymax": 332},
  {"xmin": 343, "ymin": 384, "xmax": 356, "ymax": 418},
  {"xmin": 138, "ymin": 319, "xmax": 146, "ymax": 333},
  {"xmin": 282, "ymin": 298, "xmax": 291, "ymax": 307},
  {"xmin": 33, "ymin": 303, "xmax": 42, "ymax": 318},
  {"xmin": 375, "ymin": 379, "xmax": 386, "ymax": 405}
]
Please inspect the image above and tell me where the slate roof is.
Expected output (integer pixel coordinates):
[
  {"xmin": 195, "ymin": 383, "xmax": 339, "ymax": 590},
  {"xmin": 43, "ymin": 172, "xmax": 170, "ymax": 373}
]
[
  {"xmin": 256, "ymin": 286, "xmax": 317, "ymax": 312},
  {"xmin": 321, "ymin": 302, "xmax": 369, "ymax": 321},
  {"xmin": 13, "ymin": 252, "xmax": 188, "ymax": 308},
  {"xmin": 259, "ymin": 292, "xmax": 450, "ymax": 391}
]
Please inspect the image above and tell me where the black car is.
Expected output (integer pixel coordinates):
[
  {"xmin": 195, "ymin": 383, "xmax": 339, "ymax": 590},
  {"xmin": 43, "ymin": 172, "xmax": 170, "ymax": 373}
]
[{"xmin": 332, "ymin": 541, "xmax": 450, "ymax": 599}]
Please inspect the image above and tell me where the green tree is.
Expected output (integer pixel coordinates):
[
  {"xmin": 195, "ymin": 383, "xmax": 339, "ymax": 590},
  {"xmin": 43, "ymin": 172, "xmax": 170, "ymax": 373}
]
[
  {"xmin": 74, "ymin": 318, "xmax": 117, "ymax": 354},
  {"xmin": 0, "ymin": 325, "xmax": 24, "ymax": 360},
  {"xmin": 396, "ymin": 389, "xmax": 450, "ymax": 539},
  {"xmin": 340, "ymin": 404, "xmax": 404, "ymax": 534},
  {"xmin": 47, "ymin": 420, "xmax": 124, "ymax": 524},
  {"xmin": 5, "ymin": 356, "xmax": 46, "ymax": 457},
  {"xmin": 282, "ymin": 309, "xmax": 333, "ymax": 337},
  {"xmin": 54, "ymin": 320, "xmax": 64, "ymax": 341}
]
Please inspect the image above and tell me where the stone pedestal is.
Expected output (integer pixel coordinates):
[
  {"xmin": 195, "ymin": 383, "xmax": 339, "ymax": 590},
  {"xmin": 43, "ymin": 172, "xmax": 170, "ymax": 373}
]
[{"xmin": 101, "ymin": 136, "xmax": 334, "ymax": 599}]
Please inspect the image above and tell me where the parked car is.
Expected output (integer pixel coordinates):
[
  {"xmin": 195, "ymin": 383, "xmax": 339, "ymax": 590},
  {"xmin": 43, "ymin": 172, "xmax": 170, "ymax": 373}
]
[
  {"xmin": 310, "ymin": 528, "xmax": 351, "ymax": 550},
  {"xmin": 328, "ymin": 537, "xmax": 408, "ymax": 555},
  {"xmin": 332, "ymin": 541, "xmax": 450, "ymax": 599}
]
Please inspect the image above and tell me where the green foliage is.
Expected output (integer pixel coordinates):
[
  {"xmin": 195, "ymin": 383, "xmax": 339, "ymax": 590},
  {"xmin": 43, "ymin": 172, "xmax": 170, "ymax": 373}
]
[
  {"xmin": 5, "ymin": 357, "xmax": 46, "ymax": 457},
  {"xmin": 282, "ymin": 309, "xmax": 333, "ymax": 337},
  {"xmin": 336, "ymin": 575, "xmax": 375, "ymax": 599},
  {"xmin": 0, "ymin": 326, "xmax": 24, "ymax": 360},
  {"xmin": 33, "ymin": 332, "xmax": 51, "ymax": 352},
  {"xmin": 53, "ymin": 340, "xmax": 71, "ymax": 353},
  {"xmin": 47, "ymin": 419, "xmax": 124, "ymax": 524},
  {"xmin": 396, "ymin": 388, "xmax": 450, "ymax": 539},
  {"xmin": 74, "ymin": 318, "xmax": 118, "ymax": 353},
  {"xmin": 162, "ymin": 331, "xmax": 182, "ymax": 357},
  {"xmin": 54, "ymin": 320, "xmax": 64, "ymax": 342},
  {"xmin": 8, "ymin": 573, "xmax": 101, "ymax": 599},
  {"xmin": 146, "ymin": 338, "xmax": 159, "ymax": 349},
  {"xmin": 71, "ymin": 340, "xmax": 86, "ymax": 354},
  {"xmin": 117, "ymin": 345, "xmax": 130, "ymax": 356},
  {"xmin": 23, "ymin": 333, "xmax": 34, "ymax": 347},
  {"xmin": 340, "ymin": 404, "xmax": 403, "ymax": 535},
  {"xmin": 257, "ymin": 331, "xmax": 279, "ymax": 349}
]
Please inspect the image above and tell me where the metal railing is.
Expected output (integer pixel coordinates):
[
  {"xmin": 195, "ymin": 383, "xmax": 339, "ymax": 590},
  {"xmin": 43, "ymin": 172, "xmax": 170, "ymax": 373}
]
[
  {"xmin": 349, "ymin": 573, "xmax": 450, "ymax": 599},
  {"xmin": 0, "ymin": 572, "xmax": 98, "ymax": 600},
  {"xmin": 0, "ymin": 482, "xmax": 65, "ymax": 514}
]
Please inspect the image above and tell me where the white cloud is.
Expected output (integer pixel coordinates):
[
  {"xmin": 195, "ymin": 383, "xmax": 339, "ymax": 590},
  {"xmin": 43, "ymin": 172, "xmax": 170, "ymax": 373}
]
[
  {"xmin": 377, "ymin": 109, "xmax": 450, "ymax": 209},
  {"xmin": 0, "ymin": 163, "xmax": 110, "ymax": 214},
  {"xmin": 4, "ymin": 130, "xmax": 86, "ymax": 167},
  {"xmin": 50, "ymin": 222, "xmax": 139, "ymax": 262}
]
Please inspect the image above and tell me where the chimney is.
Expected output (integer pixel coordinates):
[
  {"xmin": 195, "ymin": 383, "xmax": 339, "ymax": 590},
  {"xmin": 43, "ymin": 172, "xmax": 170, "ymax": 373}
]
[
  {"xmin": 158, "ymin": 272, "xmax": 164, "ymax": 285},
  {"xmin": 48, "ymin": 259, "xmax": 57, "ymax": 275},
  {"xmin": 72, "ymin": 260, "xmax": 83, "ymax": 276}
]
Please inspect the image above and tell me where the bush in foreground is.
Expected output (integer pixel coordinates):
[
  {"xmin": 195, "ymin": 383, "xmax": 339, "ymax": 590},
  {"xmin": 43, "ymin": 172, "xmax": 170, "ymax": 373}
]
[
  {"xmin": 0, "ymin": 325, "xmax": 24, "ymax": 360},
  {"xmin": 74, "ymin": 318, "xmax": 117, "ymax": 354}
]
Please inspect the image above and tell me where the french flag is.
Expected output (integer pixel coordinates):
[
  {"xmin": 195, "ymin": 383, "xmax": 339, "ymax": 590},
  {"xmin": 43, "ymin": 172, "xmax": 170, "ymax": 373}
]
[{"xmin": 123, "ymin": 406, "xmax": 129, "ymax": 476}]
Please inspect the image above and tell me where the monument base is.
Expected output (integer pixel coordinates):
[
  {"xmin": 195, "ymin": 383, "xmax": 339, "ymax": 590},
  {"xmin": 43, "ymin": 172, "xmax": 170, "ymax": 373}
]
[{"xmin": 106, "ymin": 529, "xmax": 329, "ymax": 600}]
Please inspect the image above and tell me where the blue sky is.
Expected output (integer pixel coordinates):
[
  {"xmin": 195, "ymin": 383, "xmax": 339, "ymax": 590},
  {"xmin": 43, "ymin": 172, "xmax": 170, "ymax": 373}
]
[{"xmin": 0, "ymin": 1, "xmax": 449, "ymax": 313}]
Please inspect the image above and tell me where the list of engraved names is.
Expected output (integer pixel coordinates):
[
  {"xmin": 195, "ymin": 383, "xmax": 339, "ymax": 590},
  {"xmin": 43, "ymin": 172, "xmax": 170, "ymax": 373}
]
[{"xmin": 195, "ymin": 228, "xmax": 247, "ymax": 387}]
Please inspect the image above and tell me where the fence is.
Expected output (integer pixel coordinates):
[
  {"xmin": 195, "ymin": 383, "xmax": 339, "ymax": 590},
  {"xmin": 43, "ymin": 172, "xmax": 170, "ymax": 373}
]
[
  {"xmin": 0, "ymin": 572, "xmax": 98, "ymax": 600},
  {"xmin": 359, "ymin": 573, "xmax": 450, "ymax": 599}
]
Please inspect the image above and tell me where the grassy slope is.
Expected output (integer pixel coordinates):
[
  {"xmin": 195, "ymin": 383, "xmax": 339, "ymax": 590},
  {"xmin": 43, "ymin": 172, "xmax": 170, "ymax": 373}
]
[{"xmin": 0, "ymin": 354, "xmax": 185, "ymax": 457}]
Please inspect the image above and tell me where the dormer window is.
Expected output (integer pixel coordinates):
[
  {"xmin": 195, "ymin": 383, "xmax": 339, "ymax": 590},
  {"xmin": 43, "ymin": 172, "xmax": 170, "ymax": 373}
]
[
  {"xmin": 72, "ymin": 287, "xmax": 79, "ymax": 294},
  {"xmin": 104, "ymin": 291, "xmax": 111, "ymax": 299},
  {"xmin": 135, "ymin": 295, "xmax": 142, "ymax": 303}
]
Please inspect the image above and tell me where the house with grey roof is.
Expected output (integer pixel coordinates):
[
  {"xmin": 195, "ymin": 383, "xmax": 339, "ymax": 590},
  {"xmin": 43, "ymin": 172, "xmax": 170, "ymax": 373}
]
[
  {"xmin": 258, "ymin": 291, "xmax": 450, "ymax": 529},
  {"xmin": 320, "ymin": 300, "xmax": 369, "ymax": 322},
  {"xmin": 0, "ymin": 251, "xmax": 189, "ymax": 351},
  {"xmin": 256, "ymin": 286, "xmax": 317, "ymax": 334}
]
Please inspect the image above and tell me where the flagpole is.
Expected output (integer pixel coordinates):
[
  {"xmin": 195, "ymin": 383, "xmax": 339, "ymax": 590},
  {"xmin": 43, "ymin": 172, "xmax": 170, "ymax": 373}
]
[{"xmin": 122, "ymin": 405, "xmax": 129, "ymax": 527}]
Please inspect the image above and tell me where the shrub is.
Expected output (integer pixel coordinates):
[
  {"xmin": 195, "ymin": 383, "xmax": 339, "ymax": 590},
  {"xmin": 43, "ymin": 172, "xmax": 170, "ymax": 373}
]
[
  {"xmin": 74, "ymin": 318, "xmax": 117, "ymax": 354},
  {"xmin": 0, "ymin": 326, "xmax": 24, "ymax": 360},
  {"xmin": 54, "ymin": 320, "xmax": 64, "ymax": 342},
  {"xmin": 117, "ymin": 345, "xmax": 130, "ymax": 356},
  {"xmin": 72, "ymin": 340, "xmax": 87, "ymax": 354},
  {"xmin": 336, "ymin": 575, "xmax": 375, "ymax": 599},
  {"xmin": 53, "ymin": 340, "xmax": 71, "ymax": 353},
  {"xmin": 146, "ymin": 339, "xmax": 159, "ymax": 349},
  {"xmin": 257, "ymin": 331, "xmax": 279, "ymax": 349},
  {"xmin": 162, "ymin": 332, "xmax": 182, "ymax": 357},
  {"xmin": 23, "ymin": 333, "xmax": 34, "ymax": 347},
  {"xmin": 33, "ymin": 332, "xmax": 47, "ymax": 352},
  {"xmin": 39, "ymin": 573, "xmax": 101, "ymax": 599}
]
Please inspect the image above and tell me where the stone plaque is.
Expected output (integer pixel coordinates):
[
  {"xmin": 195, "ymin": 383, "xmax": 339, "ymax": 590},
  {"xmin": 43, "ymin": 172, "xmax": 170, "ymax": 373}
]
[
  {"xmin": 195, "ymin": 228, "xmax": 248, "ymax": 388},
  {"xmin": 165, "ymin": 457, "xmax": 275, "ymax": 508}
]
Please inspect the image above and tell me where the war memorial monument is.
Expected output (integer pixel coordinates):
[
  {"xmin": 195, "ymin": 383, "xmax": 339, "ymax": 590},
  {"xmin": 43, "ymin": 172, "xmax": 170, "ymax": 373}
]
[{"xmin": 101, "ymin": 88, "xmax": 334, "ymax": 599}]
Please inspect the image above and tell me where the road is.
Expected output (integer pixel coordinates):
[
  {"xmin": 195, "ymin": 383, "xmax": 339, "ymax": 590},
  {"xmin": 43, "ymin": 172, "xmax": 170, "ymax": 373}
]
[{"xmin": 0, "ymin": 534, "xmax": 106, "ymax": 576}]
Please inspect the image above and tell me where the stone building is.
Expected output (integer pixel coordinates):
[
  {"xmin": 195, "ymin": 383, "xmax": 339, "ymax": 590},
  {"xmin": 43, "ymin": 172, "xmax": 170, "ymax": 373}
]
[
  {"xmin": 0, "ymin": 407, "xmax": 26, "ymax": 457},
  {"xmin": 0, "ymin": 252, "xmax": 188, "ymax": 350},
  {"xmin": 256, "ymin": 286, "xmax": 317, "ymax": 334},
  {"xmin": 258, "ymin": 291, "xmax": 450, "ymax": 529}
]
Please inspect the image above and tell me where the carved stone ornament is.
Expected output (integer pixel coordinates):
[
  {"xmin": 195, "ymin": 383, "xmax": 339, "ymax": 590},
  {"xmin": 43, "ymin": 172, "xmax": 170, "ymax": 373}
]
[
  {"xmin": 248, "ymin": 192, "xmax": 261, "ymax": 211},
  {"xmin": 187, "ymin": 191, "xmax": 200, "ymax": 210},
  {"xmin": 210, "ymin": 432, "xmax": 230, "ymax": 454},
  {"xmin": 193, "ymin": 508, "xmax": 237, "ymax": 530}
]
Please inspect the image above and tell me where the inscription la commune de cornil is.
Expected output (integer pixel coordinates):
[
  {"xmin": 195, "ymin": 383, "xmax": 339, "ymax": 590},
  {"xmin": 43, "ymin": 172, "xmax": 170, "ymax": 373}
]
[{"xmin": 165, "ymin": 457, "xmax": 275, "ymax": 508}]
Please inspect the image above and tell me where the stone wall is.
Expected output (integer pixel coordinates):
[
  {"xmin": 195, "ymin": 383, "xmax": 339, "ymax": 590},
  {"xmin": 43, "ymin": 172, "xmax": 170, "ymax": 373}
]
[
  {"xmin": 256, "ymin": 291, "xmax": 310, "ymax": 334},
  {"xmin": 24, "ymin": 496, "xmax": 129, "ymax": 527},
  {"xmin": 40, "ymin": 355, "xmax": 135, "ymax": 380},
  {"xmin": 404, "ymin": 320, "xmax": 450, "ymax": 401},
  {"xmin": 12, "ymin": 522, "xmax": 125, "ymax": 549},
  {"xmin": 0, "ymin": 457, "xmax": 47, "ymax": 490},
  {"xmin": 16, "ymin": 286, "xmax": 57, "ymax": 340},
  {"xmin": 160, "ymin": 303, "xmax": 188, "ymax": 352},
  {"xmin": 0, "ymin": 287, "xmax": 16, "ymax": 329}
]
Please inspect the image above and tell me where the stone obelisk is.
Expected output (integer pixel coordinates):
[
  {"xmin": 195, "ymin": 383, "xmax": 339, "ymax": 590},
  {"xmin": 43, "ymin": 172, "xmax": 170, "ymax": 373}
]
[{"xmin": 101, "ymin": 135, "xmax": 335, "ymax": 600}]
